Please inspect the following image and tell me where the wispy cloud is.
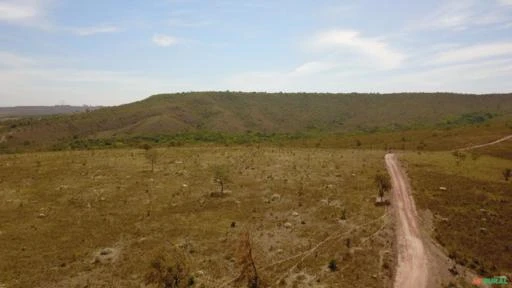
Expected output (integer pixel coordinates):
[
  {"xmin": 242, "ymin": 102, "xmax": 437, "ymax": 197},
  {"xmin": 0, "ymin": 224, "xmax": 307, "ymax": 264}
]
[
  {"xmin": 152, "ymin": 34, "xmax": 178, "ymax": 47},
  {"xmin": 292, "ymin": 61, "xmax": 337, "ymax": 76},
  {"xmin": 412, "ymin": 0, "xmax": 509, "ymax": 31},
  {"xmin": 376, "ymin": 59, "xmax": 512, "ymax": 93},
  {"xmin": 0, "ymin": 51, "xmax": 192, "ymax": 105},
  {"xmin": 69, "ymin": 25, "xmax": 119, "ymax": 36},
  {"xmin": 311, "ymin": 29, "xmax": 406, "ymax": 69},
  {"xmin": 0, "ymin": 1, "xmax": 119, "ymax": 36},
  {"xmin": 0, "ymin": 1, "xmax": 38, "ymax": 21},
  {"xmin": 432, "ymin": 42, "xmax": 512, "ymax": 64},
  {"xmin": 0, "ymin": 51, "xmax": 35, "ymax": 68},
  {"xmin": 0, "ymin": 0, "xmax": 52, "ymax": 29},
  {"xmin": 168, "ymin": 18, "xmax": 212, "ymax": 28}
]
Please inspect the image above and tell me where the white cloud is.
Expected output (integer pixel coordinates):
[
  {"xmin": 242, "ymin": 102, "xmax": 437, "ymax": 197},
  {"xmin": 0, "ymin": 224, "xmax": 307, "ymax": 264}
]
[
  {"xmin": 70, "ymin": 25, "xmax": 119, "ymax": 36},
  {"xmin": 311, "ymin": 29, "xmax": 406, "ymax": 69},
  {"xmin": 152, "ymin": 34, "xmax": 178, "ymax": 47},
  {"xmin": 497, "ymin": 0, "xmax": 512, "ymax": 5},
  {"xmin": 0, "ymin": 1, "xmax": 38, "ymax": 21},
  {"xmin": 0, "ymin": 1, "xmax": 118, "ymax": 36},
  {"xmin": 433, "ymin": 42, "xmax": 512, "ymax": 64},
  {"xmin": 292, "ymin": 61, "xmax": 337, "ymax": 76}
]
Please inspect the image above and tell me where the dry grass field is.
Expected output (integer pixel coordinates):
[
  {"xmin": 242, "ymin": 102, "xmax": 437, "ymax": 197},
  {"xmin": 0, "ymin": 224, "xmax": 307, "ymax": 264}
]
[
  {"xmin": 0, "ymin": 147, "xmax": 394, "ymax": 288},
  {"xmin": 401, "ymin": 150, "xmax": 512, "ymax": 279}
]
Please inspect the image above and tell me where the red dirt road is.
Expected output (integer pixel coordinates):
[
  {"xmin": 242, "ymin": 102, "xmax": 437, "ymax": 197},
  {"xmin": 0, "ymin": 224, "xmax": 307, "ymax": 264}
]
[
  {"xmin": 459, "ymin": 134, "xmax": 512, "ymax": 151},
  {"xmin": 385, "ymin": 153, "xmax": 428, "ymax": 288}
]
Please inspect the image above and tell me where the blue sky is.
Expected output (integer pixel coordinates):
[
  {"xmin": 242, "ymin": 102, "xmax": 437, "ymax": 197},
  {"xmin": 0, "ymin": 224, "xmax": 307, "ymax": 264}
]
[{"xmin": 1, "ymin": 0, "xmax": 512, "ymax": 106}]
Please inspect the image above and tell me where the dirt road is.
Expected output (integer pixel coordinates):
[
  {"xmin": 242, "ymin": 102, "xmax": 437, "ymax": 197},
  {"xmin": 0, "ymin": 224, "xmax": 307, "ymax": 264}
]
[
  {"xmin": 385, "ymin": 153, "xmax": 428, "ymax": 288},
  {"xmin": 459, "ymin": 134, "xmax": 512, "ymax": 151}
]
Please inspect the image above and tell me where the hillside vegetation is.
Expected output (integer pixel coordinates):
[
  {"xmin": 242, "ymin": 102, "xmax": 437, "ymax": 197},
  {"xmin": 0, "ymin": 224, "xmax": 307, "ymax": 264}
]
[
  {"xmin": 1, "ymin": 92, "xmax": 512, "ymax": 152},
  {"xmin": 0, "ymin": 106, "xmax": 102, "ymax": 118}
]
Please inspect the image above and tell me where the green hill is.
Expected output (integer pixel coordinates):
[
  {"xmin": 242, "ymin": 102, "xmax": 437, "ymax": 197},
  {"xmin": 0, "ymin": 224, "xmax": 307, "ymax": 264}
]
[{"xmin": 1, "ymin": 92, "xmax": 512, "ymax": 152}]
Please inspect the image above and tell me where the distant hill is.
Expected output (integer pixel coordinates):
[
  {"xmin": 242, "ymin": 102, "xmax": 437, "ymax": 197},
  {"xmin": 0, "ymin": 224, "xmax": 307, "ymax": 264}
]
[
  {"xmin": 1, "ymin": 92, "xmax": 511, "ymax": 152},
  {"xmin": 0, "ymin": 105, "xmax": 103, "ymax": 119}
]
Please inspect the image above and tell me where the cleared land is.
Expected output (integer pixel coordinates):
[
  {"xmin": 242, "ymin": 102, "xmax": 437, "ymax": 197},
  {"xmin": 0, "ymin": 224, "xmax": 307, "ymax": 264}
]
[{"xmin": 0, "ymin": 147, "xmax": 394, "ymax": 288}]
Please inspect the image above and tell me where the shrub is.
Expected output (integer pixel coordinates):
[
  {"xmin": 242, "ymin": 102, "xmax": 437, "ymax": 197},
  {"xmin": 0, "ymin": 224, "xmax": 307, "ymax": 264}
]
[{"xmin": 328, "ymin": 259, "xmax": 337, "ymax": 271}]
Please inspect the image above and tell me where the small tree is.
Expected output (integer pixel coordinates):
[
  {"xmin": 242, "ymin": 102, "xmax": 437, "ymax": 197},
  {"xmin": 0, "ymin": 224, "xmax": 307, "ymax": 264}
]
[
  {"xmin": 452, "ymin": 150, "xmax": 467, "ymax": 166},
  {"xmin": 503, "ymin": 168, "xmax": 512, "ymax": 181},
  {"xmin": 145, "ymin": 148, "xmax": 159, "ymax": 172},
  {"xmin": 212, "ymin": 164, "xmax": 231, "ymax": 194},
  {"xmin": 235, "ymin": 232, "xmax": 264, "ymax": 288},
  {"xmin": 375, "ymin": 173, "xmax": 391, "ymax": 201}
]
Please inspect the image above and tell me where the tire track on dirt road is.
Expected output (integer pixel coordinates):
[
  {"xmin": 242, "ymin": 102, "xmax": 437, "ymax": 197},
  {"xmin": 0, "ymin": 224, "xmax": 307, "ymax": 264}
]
[
  {"xmin": 385, "ymin": 153, "xmax": 428, "ymax": 288},
  {"xmin": 458, "ymin": 134, "xmax": 512, "ymax": 151}
]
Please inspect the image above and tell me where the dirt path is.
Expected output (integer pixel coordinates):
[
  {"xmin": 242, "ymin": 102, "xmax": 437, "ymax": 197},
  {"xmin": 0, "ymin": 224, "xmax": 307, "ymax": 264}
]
[
  {"xmin": 385, "ymin": 153, "xmax": 428, "ymax": 288},
  {"xmin": 459, "ymin": 134, "xmax": 512, "ymax": 151}
]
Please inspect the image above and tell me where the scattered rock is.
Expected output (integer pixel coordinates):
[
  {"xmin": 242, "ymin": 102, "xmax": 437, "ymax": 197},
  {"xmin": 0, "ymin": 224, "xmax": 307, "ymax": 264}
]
[
  {"xmin": 37, "ymin": 213, "xmax": 47, "ymax": 218},
  {"xmin": 439, "ymin": 187, "xmax": 447, "ymax": 191},
  {"xmin": 292, "ymin": 211, "xmax": 299, "ymax": 217},
  {"xmin": 448, "ymin": 264, "xmax": 458, "ymax": 276},
  {"xmin": 182, "ymin": 184, "xmax": 188, "ymax": 188},
  {"xmin": 92, "ymin": 247, "xmax": 120, "ymax": 264},
  {"xmin": 326, "ymin": 184, "xmax": 334, "ymax": 189},
  {"xmin": 210, "ymin": 191, "xmax": 225, "ymax": 198},
  {"xmin": 375, "ymin": 197, "xmax": 390, "ymax": 206},
  {"xmin": 276, "ymin": 249, "xmax": 284, "ymax": 254},
  {"xmin": 320, "ymin": 199, "xmax": 329, "ymax": 205},
  {"xmin": 480, "ymin": 227, "xmax": 487, "ymax": 233},
  {"xmin": 271, "ymin": 193, "xmax": 281, "ymax": 201},
  {"xmin": 284, "ymin": 222, "xmax": 292, "ymax": 229}
]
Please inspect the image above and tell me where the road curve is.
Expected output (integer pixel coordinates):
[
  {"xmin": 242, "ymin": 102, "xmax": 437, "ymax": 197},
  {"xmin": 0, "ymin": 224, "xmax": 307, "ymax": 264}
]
[
  {"xmin": 385, "ymin": 153, "xmax": 428, "ymax": 288},
  {"xmin": 459, "ymin": 134, "xmax": 512, "ymax": 151}
]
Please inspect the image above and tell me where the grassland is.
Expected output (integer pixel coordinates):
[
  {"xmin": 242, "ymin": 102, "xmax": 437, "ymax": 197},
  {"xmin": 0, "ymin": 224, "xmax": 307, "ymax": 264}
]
[
  {"xmin": 0, "ymin": 147, "xmax": 394, "ymax": 288},
  {"xmin": 401, "ymin": 150, "xmax": 512, "ymax": 278}
]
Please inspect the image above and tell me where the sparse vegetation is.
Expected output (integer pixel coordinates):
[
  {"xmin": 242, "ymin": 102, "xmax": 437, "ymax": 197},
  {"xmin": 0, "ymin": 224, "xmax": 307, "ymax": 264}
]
[
  {"xmin": 375, "ymin": 173, "xmax": 391, "ymax": 201},
  {"xmin": 0, "ymin": 147, "xmax": 390, "ymax": 287},
  {"xmin": 144, "ymin": 147, "xmax": 159, "ymax": 172},
  {"xmin": 502, "ymin": 168, "xmax": 511, "ymax": 181},
  {"xmin": 145, "ymin": 254, "xmax": 193, "ymax": 288},
  {"xmin": 328, "ymin": 259, "xmax": 337, "ymax": 272},
  {"xmin": 211, "ymin": 164, "xmax": 231, "ymax": 195},
  {"xmin": 403, "ymin": 151, "xmax": 512, "ymax": 275}
]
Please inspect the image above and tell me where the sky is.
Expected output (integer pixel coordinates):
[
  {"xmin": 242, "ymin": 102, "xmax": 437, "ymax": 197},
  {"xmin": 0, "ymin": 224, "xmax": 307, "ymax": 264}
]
[{"xmin": 1, "ymin": 0, "xmax": 512, "ymax": 106}]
